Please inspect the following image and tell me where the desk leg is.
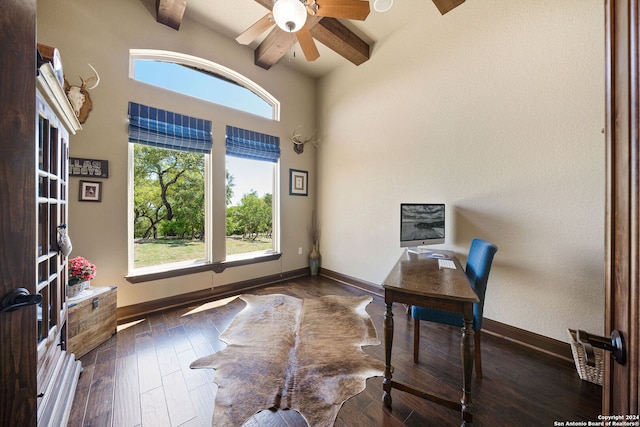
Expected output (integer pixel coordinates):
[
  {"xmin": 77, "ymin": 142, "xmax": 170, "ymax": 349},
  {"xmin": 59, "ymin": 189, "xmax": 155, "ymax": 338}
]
[
  {"xmin": 382, "ymin": 301, "xmax": 394, "ymax": 408},
  {"xmin": 460, "ymin": 317, "xmax": 474, "ymax": 426}
]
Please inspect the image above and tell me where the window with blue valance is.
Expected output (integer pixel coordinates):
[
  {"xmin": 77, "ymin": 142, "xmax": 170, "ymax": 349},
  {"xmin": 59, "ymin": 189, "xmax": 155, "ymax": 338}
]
[
  {"xmin": 128, "ymin": 102, "xmax": 213, "ymax": 154},
  {"xmin": 225, "ymin": 125, "xmax": 280, "ymax": 163}
]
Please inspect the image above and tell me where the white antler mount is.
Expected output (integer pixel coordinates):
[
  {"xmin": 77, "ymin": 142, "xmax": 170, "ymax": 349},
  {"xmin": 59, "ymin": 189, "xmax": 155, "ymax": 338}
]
[
  {"xmin": 64, "ymin": 63, "xmax": 100, "ymax": 124},
  {"xmin": 292, "ymin": 125, "xmax": 319, "ymax": 154}
]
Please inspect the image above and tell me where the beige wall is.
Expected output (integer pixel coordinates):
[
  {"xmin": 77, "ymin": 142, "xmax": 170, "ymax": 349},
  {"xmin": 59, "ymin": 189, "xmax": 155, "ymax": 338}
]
[
  {"xmin": 39, "ymin": 0, "xmax": 605, "ymax": 343},
  {"xmin": 37, "ymin": 0, "xmax": 317, "ymax": 308},
  {"xmin": 316, "ymin": 0, "xmax": 605, "ymax": 342}
]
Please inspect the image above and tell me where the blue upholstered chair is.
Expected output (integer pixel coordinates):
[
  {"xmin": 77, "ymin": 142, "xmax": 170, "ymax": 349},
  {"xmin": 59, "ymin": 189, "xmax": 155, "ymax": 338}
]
[{"xmin": 412, "ymin": 238, "xmax": 498, "ymax": 378}]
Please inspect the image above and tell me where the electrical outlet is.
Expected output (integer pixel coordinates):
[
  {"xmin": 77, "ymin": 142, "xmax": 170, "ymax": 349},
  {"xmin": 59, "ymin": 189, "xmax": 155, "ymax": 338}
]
[{"xmin": 298, "ymin": 247, "xmax": 303, "ymax": 255}]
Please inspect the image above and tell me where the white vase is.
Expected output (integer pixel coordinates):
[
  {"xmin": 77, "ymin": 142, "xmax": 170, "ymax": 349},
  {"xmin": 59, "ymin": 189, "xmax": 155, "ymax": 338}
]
[
  {"xmin": 68, "ymin": 283, "xmax": 83, "ymax": 298},
  {"xmin": 81, "ymin": 280, "xmax": 90, "ymax": 290}
]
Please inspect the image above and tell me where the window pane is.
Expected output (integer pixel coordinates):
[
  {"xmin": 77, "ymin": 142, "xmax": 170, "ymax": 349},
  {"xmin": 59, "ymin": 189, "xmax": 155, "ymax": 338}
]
[
  {"xmin": 225, "ymin": 156, "xmax": 274, "ymax": 256},
  {"xmin": 133, "ymin": 60, "xmax": 273, "ymax": 119},
  {"xmin": 133, "ymin": 145, "xmax": 206, "ymax": 268}
]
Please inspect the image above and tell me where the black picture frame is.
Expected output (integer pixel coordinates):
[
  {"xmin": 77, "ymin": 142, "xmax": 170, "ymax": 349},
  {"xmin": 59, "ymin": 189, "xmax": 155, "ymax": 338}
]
[
  {"xmin": 289, "ymin": 169, "xmax": 308, "ymax": 196},
  {"xmin": 69, "ymin": 157, "xmax": 109, "ymax": 178}
]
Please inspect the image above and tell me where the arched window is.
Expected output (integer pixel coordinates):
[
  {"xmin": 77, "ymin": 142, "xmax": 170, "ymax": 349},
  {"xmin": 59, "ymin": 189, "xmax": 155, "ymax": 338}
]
[
  {"xmin": 129, "ymin": 49, "xmax": 280, "ymax": 120},
  {"xmin": 127, "ymin": 50, "xmax": 281, "ymax": 280}
]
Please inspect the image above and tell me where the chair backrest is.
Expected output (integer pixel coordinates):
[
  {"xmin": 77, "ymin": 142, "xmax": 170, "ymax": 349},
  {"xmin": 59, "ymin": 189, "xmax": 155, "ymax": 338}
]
[{"xmin": 465, "ymin": 238, "xmax": 498, "ymax": 330}]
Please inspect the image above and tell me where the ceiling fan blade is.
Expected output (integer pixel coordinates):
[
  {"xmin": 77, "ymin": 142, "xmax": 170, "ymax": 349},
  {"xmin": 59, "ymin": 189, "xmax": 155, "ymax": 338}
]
[
  {"xmin": 431, "ymin": 0, "xmax": 465, "ymax": 15},
  {"xmin": 310, "ymin": 0, "xmax": 370, "ymax": 21},
  {"xmin": 236, "ymin": 13, "xmax": 274, "ymax": 45},
  {"xmin": 296, "ymin": 25, "xmax": 320, "ymax": 61}
]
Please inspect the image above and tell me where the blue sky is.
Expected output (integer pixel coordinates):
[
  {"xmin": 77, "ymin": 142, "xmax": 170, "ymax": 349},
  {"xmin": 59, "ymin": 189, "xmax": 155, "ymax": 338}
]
[
  {"xmin": 226, "ymin": 156, "xmax": 273, "ymax": 206},
  {"xmin": 134, "ymin": 60, "xmax": 271, "ymax": 119}
]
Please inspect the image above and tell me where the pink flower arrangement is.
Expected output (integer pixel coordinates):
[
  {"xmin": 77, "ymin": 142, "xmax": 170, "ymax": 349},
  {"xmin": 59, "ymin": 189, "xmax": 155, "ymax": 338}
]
[{"xmin": 68, "ymin": 256, "xmax": 97, "ymax": 285}]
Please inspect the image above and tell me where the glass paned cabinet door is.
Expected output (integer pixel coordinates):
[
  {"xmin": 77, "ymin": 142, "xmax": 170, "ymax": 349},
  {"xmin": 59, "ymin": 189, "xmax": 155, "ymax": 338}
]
[
  {"xmin": 33, "ymin": 61, "xmax": 82, "ymax": 425},
  {"xmin": 35, "ymin": 94, "xmax": 67, "ymax": 346}
]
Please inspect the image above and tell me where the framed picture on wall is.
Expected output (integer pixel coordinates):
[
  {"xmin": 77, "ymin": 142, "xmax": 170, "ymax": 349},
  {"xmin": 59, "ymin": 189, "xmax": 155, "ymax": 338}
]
[
  {"xmin": 289, "ymin": 169, "xmax": 308, "ymax": 196},
  {"xmin": 79, "ymin": 180, "xmax": 102, "ymax": 202}
]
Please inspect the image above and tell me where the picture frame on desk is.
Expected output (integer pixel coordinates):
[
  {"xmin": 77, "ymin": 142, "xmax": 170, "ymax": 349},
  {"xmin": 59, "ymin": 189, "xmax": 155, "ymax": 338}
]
[{"xmin": 79, "ymin": 180, "xmax": 102, "ymax": 202}]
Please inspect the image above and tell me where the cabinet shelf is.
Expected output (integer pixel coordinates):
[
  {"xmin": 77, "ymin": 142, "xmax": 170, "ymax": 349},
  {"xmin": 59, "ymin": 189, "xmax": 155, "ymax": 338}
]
[{"xmin": 36, "ymin": 63, "xmax": 81, "ymax": 134}]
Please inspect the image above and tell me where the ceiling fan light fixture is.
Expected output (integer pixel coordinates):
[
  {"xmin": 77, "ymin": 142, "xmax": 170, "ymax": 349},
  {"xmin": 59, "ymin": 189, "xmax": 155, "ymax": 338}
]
[
  {"xmin": 273, "ymin": 0, "xmax": 307, "ymax": 33},
  {"xmin": 373, "ymin": 0, "xmax": 393, "ymax": 12}
]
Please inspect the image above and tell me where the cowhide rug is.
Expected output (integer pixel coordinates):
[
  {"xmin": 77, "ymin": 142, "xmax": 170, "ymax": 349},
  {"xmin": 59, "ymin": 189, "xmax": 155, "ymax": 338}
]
[{"xmin": 190, "ymin": 293, "xmax": 385, "ymax": 427}]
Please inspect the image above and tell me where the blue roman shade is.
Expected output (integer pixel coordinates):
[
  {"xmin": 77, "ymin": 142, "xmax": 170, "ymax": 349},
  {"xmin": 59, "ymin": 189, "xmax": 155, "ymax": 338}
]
[
  {"xmin": 225, "ymin": 125, "xmax": 280, "ymax": 163},
  {"xmin": 128, "ymin": 102, "xmax": 213, "ymax": 154}
]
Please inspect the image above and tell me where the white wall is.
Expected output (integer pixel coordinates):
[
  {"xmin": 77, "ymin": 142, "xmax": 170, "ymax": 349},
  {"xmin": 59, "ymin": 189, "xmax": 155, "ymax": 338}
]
[
  {"xmin": 37, "ymin": 0, "xmax": 317, "ymax": 308},
  {"xmin": 316, "ymin": 0, "xmax": 605, "ymax": 342}
]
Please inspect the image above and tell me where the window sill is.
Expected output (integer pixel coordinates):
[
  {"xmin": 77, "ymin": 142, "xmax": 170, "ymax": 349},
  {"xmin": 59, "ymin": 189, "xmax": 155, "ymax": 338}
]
[
  {"xmin": 212, "ymin": 252, "xmax": 281, "ymax": 273},
  {"xmin": 125, "ymin": 252, "xmax": 282, "ymax": 283}
]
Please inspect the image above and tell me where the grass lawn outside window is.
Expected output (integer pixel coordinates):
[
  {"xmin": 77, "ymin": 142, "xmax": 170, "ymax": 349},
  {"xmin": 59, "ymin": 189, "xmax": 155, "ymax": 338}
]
[{"xmin": 134, "ymin": 236, "xmax": 272, "ymax": 268}]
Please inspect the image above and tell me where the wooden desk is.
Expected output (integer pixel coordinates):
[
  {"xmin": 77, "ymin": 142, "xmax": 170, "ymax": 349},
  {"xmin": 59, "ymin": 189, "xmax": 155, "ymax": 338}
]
[{"xmin": 382, "ymin": 250, "xmax": 479, "ymax": 425}]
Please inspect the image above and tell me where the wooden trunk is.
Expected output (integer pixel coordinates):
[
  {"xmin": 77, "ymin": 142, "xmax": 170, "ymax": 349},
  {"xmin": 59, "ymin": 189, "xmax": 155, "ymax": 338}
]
[{"xmin": 68, "ymin": 286, "xmax": 117, "ymax": 358}]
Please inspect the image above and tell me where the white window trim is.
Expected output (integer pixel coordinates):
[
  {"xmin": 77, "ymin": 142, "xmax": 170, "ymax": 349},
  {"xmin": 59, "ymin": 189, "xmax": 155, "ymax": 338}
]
[
  {"xmin": 223, "ymin": 157, "xmax": 281, "ymax": 259},
  {"xmin": 129, "ymin": 49, "xmax": 280, "ymax": 121},
  {"xmin": 125, "ymin": 50, "xmax": 282, "ymax": 281}
]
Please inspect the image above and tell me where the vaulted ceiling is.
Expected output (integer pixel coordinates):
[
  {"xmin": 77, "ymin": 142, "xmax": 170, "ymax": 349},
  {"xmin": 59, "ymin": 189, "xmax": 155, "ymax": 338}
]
[{"xmin": 154, "ymin": 0, "xmax": 466, "ymax": 78}]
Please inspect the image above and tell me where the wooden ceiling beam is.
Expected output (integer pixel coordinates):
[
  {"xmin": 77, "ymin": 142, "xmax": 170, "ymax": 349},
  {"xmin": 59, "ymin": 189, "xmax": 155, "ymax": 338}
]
[
  {"xmin": 156, "ymin": 0, "xmax": 187, "ymax": 30},
  {"xmin": 254, "ymin": 28, "xmax": 298, "ymax": 70},
  {"xmin": 310, "ymin": 18, "xmax": 369, "ymax": 66},
  {"xmin": 431, "ymin": 0, "xmax": 465, "ymax": 15}
]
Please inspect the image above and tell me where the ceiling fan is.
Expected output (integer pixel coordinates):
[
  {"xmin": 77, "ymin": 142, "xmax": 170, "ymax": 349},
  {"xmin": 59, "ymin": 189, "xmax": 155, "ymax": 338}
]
[
  {"xmin": 236, "ymin": 0, "xmax": 371, "ymax": 63},
  {"xmin": 232, "ymin": 0, "xmax": 465, "ymax": 70}
]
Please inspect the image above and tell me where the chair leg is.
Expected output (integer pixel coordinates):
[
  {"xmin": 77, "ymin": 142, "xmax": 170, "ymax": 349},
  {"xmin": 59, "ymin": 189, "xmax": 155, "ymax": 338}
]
[
  {"xmin": 474, "ymin": 329, "xmax": 483, "ymax": 378},
  {"xmin": 413, "ymin": 318, "xmax": 420, "ymax": 363}
]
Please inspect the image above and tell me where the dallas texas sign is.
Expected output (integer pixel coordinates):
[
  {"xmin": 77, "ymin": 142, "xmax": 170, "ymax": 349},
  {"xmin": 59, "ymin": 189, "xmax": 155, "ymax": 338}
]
[{"xmin": 69, "ymin": 158, "xmax": 108, "ymax": 178}]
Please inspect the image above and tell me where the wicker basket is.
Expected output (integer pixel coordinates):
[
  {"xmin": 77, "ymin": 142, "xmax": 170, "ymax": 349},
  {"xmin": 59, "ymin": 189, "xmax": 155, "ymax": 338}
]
[{"xmin": 567, "ymin": 329, "xmax": 603, "ymax": 386}]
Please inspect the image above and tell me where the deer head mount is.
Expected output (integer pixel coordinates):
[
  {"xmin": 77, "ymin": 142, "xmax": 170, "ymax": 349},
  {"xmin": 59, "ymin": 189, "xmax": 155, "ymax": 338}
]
[
  {"xmin": 292, "ymin": 126, "xmax": 319, "ymax": 154},
  {"xmin": 64, "ymin": 63, "xmax": 100, "ymax": 124}
]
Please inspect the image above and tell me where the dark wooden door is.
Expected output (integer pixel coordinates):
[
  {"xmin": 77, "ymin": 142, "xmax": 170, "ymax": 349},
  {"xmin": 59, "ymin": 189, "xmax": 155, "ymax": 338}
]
[
  {"xmin": 0, "ymin": 0, "xmax": 38, "ymax": 425},
  {"xmin": 604, "ymin": 0, "xmax": 639, "ymax": 416}
]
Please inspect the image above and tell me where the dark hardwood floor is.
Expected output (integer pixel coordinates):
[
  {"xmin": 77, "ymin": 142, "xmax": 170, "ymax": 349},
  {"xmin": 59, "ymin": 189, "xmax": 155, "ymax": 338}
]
[{"xmin": 68, "ymin": 276, "xmax": 601, "ymax": 426}]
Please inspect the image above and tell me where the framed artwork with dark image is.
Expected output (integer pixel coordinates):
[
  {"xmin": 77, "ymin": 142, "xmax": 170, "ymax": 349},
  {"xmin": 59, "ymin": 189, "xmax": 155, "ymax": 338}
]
[
  {"xmin": 79, "ymin": 180, "xmax": 102, "ymax": 202},
  {"xmin": 289, "ymin": 169, "xmax": 308, "ymax": 196}
]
